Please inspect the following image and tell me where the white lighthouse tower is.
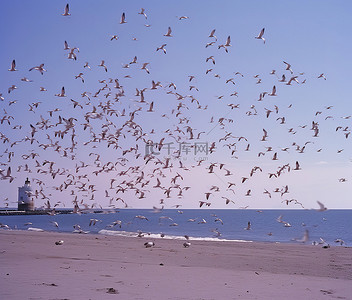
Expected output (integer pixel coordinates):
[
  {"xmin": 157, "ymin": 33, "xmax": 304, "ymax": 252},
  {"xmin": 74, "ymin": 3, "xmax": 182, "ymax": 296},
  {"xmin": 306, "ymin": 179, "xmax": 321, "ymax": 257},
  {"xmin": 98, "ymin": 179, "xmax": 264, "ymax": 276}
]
[{"xmin": 18, "ymin": 178, "xmax": 34, "ymax": 211}]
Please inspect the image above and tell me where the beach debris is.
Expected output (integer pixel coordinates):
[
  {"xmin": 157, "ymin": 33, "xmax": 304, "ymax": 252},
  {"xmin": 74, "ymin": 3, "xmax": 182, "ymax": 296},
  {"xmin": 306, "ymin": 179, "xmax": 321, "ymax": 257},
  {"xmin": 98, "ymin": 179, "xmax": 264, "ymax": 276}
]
[
  {"xmin": 183, "ymin": 242, "xmax": 191, "ymax": 248},
  {"xmin": 106, "ymin": 287, "xmax": 119, "ymax": 294},
  {"xmin": 41, "ymin": 282, "xmax": 58, "ymax": 287},
  {"xmin": 144, "ymin": 241, "xmax": 155, "ymax": 248},
  {"xmin": 55, "ymin": 240, "xmax": 64, "ymax": 245}
]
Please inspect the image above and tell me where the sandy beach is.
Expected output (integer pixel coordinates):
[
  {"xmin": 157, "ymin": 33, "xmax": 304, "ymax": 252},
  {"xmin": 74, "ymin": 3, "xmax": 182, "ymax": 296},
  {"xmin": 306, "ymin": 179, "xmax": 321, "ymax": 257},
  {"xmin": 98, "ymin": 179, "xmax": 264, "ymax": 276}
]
[{"xmin": 0, "ymin": 231, "xmax": 351, "ymax": 299}]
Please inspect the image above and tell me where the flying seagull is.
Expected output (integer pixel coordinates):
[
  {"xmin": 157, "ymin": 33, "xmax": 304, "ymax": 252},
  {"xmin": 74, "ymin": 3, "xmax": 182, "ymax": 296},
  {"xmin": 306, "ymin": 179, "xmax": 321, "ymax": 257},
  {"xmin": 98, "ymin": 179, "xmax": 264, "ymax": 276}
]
[
  {"xmin": 255, "ymin": 28, "xmax": 265, "ymax": 43},
  {"xmin": 8, "ymin": 60, "xmax": 17, "ymax": 71},
  {"xmin": 316, "ymin": 201, "xmax": 327, "ymax": 212},
  {"xmin": 55, "ymin": 86, "xmax": 66, "ymax": 97},
  {"xmin": 120, "ymin": 12, "xmax": 127, "ymax": 24},
  {"xmin": 29, "ymin": 64, "xmax": 46, "ymax": 75},
  {"xmin": 62, "ymin": 4, "xmax": 70, "ymax": 16},
  {"xmin": 164, "ymin": 27, "xmax": 172, "ymax": 37}
]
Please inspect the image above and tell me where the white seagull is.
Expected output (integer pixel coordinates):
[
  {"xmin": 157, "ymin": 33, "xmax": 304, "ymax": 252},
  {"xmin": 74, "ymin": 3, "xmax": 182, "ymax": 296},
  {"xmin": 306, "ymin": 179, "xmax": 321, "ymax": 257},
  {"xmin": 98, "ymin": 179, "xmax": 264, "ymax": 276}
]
[
  {"xmin": 120, "ymin": 12, "xmax": 127, "ymax": 24},
  {"xmin": 164, "ymin": 27, "xmax": 172, "ymax": 37},
  {"xmin": 138, "ymin": 8, "xmax": 147, "ymax": 19},
  {"xmin": 156, "ymin": 44, "xmax": 167, "ymax": 54},
  {"xmin": 8, "ymin": 60, "xmax": 17, "ymax": 71},
  {"xmin": 98, "ymin": 60, "xmax": 108, "ymax": 72},
  {"xmin": 55, "ymin": 87, "xmax": 66, "ymax": 97},
  {"xmin": 268, "ymin": 85, "xmax": 277, "ymax": 96},
  {"xmin": 318, "ymin": 73, "xmax": 327, "ymax": 80},
  {"xmin": 209, "ymin": 29, "xmax": 217, "ymax": 40},
  {"xmin": 316, "ymin": 201, "xmax": 327, "ymax": 212},
  {"xmin": 244, "ymin": 221, "xmax": 251, "ymax": 230},
  {"xmin": 144, "ymin": 241, "xmax": 155, "ymax": 248},
  {"xmin": 255, "ymin": 28, "xmax": 265, "ymax": 43},
  {"xmin": 62, "ymin": 4, "xmax": 70, "ymax": 16},
  {"xmin": 283, "ymin": 61, "xmax": 294, "ymax": 74},
  {"xmin": 183, "ymin": 242, "xmax": 191, "ymax": 247},
  {"xmin": 29, "ymin": 64, "xmax": 46, "ymax": 75}
]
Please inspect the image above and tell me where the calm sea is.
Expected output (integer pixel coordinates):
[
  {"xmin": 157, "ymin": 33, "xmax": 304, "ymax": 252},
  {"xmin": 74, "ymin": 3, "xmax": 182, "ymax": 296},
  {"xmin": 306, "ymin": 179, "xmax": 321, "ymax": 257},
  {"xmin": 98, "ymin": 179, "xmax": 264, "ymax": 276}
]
[{"xmin": 0, "ymin": 209, "xmax": 351, "ymax": 247}]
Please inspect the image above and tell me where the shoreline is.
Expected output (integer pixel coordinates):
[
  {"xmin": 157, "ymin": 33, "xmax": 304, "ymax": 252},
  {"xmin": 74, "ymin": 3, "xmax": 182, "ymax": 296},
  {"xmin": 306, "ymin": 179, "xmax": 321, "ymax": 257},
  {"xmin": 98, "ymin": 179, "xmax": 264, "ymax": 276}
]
[
  {"xmin": 2, "ymin": 227, "xmax": 348, "ymax": 247},
  {"xmin": 1, "ymin": 230, "xmax": 351, "ymax": 299}
]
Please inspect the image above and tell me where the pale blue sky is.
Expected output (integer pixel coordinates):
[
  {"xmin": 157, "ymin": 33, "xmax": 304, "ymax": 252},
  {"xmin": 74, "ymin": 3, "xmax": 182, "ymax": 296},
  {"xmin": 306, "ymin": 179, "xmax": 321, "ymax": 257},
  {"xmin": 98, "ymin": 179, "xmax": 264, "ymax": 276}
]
[{"xmin": 1, "ymin": 1, "xmax": 352, "ymax": 209}]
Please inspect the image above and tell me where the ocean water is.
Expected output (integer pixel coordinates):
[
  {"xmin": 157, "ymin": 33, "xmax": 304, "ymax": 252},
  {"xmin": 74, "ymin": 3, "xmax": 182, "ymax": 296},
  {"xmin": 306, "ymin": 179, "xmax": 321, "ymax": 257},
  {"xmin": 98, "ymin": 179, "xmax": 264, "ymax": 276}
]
[{"xmin": 0, "ymin": 209, "xmax": 351, "ymax": 247}]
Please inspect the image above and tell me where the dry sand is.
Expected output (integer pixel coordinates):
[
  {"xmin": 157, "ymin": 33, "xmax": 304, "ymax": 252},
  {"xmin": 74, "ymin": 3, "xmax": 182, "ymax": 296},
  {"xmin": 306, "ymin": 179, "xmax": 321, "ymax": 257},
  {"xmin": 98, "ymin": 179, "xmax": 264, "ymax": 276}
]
[{"xmin": 0, "ymin": 230, "xmax": 351, "ymax": 300}]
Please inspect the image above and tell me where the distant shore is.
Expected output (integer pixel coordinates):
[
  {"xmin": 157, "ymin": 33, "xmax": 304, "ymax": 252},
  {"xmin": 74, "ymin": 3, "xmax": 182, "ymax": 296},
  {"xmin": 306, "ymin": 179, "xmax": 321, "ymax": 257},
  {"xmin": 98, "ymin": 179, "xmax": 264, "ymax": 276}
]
[
  {"xmin": 0, "ymin": 209, "xmax": 112, "ymax": 216},
  {"xmin": 0, "ymin": 230, "xmax": 351, "ymax": 299}
]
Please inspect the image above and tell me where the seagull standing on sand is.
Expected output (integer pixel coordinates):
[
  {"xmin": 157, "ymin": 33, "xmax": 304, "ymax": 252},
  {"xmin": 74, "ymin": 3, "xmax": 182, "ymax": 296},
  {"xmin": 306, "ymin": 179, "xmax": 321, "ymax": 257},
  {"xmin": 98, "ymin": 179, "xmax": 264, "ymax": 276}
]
[
  {"xmin": 144, "ymin": 241, "xmax": 155, "ymax": 248},
  {"xmin": 183, "ymin": 242, "xmax": 191, "ymax": 247}
]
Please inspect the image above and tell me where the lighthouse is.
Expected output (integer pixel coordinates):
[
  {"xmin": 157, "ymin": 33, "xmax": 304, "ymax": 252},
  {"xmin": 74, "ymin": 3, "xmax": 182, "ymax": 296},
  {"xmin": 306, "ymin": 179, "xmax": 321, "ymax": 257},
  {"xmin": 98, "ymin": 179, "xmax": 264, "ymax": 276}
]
[{"xmin": 18, "ymin": 178, "xmax": 34, "ymax": 211}]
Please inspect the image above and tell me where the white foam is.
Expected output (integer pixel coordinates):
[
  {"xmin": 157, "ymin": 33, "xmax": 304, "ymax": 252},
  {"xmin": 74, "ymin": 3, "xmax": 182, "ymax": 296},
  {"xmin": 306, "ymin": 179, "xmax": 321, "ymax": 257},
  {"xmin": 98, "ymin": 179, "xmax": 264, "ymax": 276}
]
[
  {"xmin": 27, "ymin": 227, "xmax": 44, "ymax": 232},
  {"xmin": 98, "ymin": 229, "xmax": 252, "ymax": 243}
]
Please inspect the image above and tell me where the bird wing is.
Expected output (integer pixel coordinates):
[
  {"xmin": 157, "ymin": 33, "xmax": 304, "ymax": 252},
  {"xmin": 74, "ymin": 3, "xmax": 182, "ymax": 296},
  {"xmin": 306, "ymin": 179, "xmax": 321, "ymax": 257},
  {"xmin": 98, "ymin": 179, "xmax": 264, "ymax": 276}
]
[
  {"xmin": 317, "ymin": 201, "xmax": 325, "ymax": 210},
  {"xmin": 121, "ymin": 12, "xmax": 126, "ymax": 23},
  {"xmin": 259, "ymin": 28, "xmax": 265, "ymax": 38}
]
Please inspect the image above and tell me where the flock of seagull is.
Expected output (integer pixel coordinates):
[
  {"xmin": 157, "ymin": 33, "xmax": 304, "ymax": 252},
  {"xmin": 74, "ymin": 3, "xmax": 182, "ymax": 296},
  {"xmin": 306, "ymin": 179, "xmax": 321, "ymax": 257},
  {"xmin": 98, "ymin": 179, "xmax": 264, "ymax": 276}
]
[{"xmin": 0, "ymin": 4, "xmax": 350, "ymax": 245}]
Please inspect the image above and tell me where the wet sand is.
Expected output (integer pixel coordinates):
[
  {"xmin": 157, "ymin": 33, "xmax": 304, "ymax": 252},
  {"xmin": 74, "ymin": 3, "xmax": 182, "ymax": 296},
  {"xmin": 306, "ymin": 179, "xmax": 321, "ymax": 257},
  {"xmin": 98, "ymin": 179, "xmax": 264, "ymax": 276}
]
[{"xmin": 0, "ymin": 230, "xmax": 351, "ymax": 299}]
